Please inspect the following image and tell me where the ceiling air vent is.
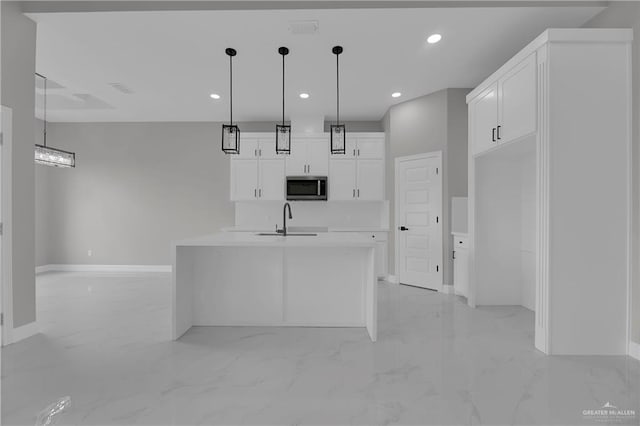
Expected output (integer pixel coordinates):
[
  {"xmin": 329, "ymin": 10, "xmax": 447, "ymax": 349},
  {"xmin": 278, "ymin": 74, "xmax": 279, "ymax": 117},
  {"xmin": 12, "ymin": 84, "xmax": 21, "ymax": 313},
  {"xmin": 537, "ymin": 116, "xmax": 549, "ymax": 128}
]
[
  {"xmin": 288, "ymin": 20, "xmax": 319, "ymax": 35},
  {"xmin": 108, "ymin": 82, "xmax": 134, "ymax": 94}
]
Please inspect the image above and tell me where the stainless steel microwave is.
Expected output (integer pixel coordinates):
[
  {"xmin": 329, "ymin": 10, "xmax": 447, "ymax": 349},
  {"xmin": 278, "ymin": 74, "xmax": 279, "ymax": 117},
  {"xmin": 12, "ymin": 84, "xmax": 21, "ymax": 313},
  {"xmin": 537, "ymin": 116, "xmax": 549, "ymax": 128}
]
[{"xmin": 286, "ymin": 176, "xmax": 328, "ymax": 201}]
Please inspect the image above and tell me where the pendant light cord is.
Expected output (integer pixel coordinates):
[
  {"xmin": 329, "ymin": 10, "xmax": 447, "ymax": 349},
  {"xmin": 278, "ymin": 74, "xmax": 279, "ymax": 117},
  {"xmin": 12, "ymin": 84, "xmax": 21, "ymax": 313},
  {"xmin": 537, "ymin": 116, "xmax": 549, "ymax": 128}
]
[
  {"xmin": 229, "ymin": 54, "xmax": 233, "ymax": 126},
  {"xmin": 336, "ymin": 52, "xmax": 340, "ymax": 126},
  {"xmin": 282, "ymin": 52, "xmax": 285, "ymax": 126}
]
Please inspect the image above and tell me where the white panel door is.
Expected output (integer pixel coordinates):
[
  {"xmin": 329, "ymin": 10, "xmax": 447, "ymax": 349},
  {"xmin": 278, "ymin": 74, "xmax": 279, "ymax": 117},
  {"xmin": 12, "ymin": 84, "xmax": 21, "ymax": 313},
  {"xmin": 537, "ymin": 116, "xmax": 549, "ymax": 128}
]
[
  {"xmin": 259, "ymin": 159, "xmax": 285, "ymax": 200},
  {"xmin": 356, "ymin": 138, "xmax": 384, "ymax": 159},
  {"xmin": 499, "ymin": 54, "xmax": 536, "ymax": 144},
  {"xmin": 396, "ymin": 154, "xmax": 442, "ymax": 290},
  {"xmin": 471, "ymin": 83, "xmax": 499, "ymax": 156},
  {"xmin": 329, "ymin": 160, "xmax": 357, "ymax": 200},
  {"xmin": 237, "ymin": 138, "xmax": 259, "ymax": 159},
  {"xmin": 356, "ymin": 159, "xmax": 384, "ymax": 200},
  {"xmin": 286, "ymin": 140, "xmax": 308, "ymax": 176},
  {"xmin": 230, "ymin": 159, "xmax": 258, "ymax": 201},
  {"xmin": 306, "ymin": 139, "xmax": 329, "ymax": 176}
]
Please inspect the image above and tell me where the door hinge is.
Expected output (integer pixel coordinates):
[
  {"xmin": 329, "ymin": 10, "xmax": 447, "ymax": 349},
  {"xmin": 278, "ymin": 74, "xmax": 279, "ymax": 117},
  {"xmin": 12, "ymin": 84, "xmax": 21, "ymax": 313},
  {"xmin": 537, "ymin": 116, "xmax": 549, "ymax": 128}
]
[
  {"xmin": 1, "ymin": 313, "xmax": 4, "ymax": 326},
  {"xmin": 0, "ymin": 132, "xmax": 3, "ymax": 146},
  {"xmin": 0, "ymin": 222, "xmax": 3, "ymax": 236}
]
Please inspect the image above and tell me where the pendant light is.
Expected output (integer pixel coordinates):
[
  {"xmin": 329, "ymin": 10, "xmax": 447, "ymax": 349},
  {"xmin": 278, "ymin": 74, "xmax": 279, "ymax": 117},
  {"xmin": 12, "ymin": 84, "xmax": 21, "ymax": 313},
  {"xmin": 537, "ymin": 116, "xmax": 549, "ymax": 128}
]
[
  {"xmin": 34, "ymin": 73, "xmax": 76, "ymax": 168},
  {"xmin": 222, "ymin": 48, "xmax": 240, "ymax": 154},
  {"xmin": 276, "ymin": 46, "xmax": 291, "ymax": 155},
  {"xmin": 330, "ymin": 45, "xmax": 346, "ymax": 155}
]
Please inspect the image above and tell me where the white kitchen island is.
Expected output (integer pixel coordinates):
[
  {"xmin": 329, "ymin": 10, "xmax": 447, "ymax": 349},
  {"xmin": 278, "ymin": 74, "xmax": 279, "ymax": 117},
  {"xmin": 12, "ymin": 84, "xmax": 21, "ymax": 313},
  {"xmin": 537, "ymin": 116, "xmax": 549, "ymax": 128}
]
[{"xmin": 172, "ymin": 232, "xmax": 377, "ymax": 341}]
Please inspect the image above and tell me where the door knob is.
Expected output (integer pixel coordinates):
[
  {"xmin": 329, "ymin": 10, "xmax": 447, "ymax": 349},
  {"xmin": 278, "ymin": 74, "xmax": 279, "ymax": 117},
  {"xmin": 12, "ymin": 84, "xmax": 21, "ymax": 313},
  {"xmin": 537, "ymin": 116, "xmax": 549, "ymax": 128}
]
[{"xmin": 399, "ymin": 226, "xmax": 409, "ymax": 231}]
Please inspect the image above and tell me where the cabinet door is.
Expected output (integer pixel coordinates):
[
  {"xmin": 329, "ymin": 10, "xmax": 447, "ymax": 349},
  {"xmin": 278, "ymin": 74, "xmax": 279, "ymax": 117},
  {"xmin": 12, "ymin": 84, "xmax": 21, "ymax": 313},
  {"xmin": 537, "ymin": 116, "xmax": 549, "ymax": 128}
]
[
  {"xmin": 236, "ymin": 138, "xmax": 259, "ymax": 159},
  {"xmin": 454, "ymin": 248, "xmax": 469, "ymax": 297},
  {"xmin": 259, "ymin": 159, "xmax": 285, "ymax": 200},
  {"xmin": 329, "ymin": 159, "xmax": 357, "ymax": 200},
  {"xmin": 356, "ymin": 159, "xmax": 384, "ymax": 200},
  {"xmin": 306, "ymin": 139, "xmax": 329, "ymax": 175},
  {"xmin": 230, "ymin": 159, "xmax": 258, "ymax": 201},
  {"xmin": 471, "ymin": 83, "xmax": 499, "ymax": 156},
  {"xmin": 375, "ymin": 241, "xmax": 388, "ymax": 278},
  {"xmin": 286, "ymin": 140, "xmax": 308, "ymax": 176},
  {"xmin": 499, "ymin": 54, "xmax": 536, "ymax": 144},
  {"xmin": 257, "ymin": 138, "xmax": 280, "ymax": 160},
  {"xmin": 356, "ymin": 138, "xmax": 384, "ymax": 159}
]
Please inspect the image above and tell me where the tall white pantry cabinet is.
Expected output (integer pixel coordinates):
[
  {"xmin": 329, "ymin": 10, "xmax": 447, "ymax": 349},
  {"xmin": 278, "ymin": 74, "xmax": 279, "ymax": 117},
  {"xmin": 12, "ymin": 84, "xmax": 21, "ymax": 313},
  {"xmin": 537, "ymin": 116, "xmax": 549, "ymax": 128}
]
[{"xmin": 467, "ymin": 29, "xmax": 632, "ymax": 355}]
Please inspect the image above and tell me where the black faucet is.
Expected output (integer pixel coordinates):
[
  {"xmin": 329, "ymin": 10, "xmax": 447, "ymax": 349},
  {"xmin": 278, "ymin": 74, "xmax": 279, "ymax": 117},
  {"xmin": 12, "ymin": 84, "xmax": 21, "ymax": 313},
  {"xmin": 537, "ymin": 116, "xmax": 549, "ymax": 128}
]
[{"xmin": 278, "ymin": 202, "xmax": 293, "ymax": 236}]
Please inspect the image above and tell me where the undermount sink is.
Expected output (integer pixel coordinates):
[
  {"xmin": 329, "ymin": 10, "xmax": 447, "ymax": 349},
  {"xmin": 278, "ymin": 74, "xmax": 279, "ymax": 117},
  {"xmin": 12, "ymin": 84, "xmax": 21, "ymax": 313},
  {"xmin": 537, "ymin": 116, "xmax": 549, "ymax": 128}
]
[{"xmin": 256, "ymin": 232, "xmax": 318, "ymax": 237}]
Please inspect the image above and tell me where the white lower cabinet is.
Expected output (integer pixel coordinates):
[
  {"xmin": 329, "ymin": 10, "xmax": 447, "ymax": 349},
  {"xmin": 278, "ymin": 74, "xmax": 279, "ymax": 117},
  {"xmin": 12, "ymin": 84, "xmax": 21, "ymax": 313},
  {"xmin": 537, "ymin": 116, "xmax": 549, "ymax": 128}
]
[
  {"xmin": 452, "ymin": 234, "xmax": 469, "ymax": 297},
  {"xmin": 368, "ymin": 232, "xmax": 388, "ymax": 279}
]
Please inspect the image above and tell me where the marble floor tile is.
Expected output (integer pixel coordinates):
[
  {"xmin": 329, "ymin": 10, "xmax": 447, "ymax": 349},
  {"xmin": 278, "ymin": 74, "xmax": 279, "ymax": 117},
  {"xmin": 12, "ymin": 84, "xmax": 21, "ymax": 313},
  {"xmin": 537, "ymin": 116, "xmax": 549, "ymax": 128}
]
[{"xmin": 2, "ymin": 272, "xmax": 639, "ymax": 425}]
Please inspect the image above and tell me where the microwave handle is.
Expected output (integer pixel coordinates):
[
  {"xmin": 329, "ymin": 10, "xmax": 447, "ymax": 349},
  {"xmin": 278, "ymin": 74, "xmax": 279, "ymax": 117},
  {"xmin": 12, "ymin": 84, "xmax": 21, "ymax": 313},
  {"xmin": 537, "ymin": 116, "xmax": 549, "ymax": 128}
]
[{"xmin": 317, "ymin": 180, "xmax": 321, "ymax": 195}]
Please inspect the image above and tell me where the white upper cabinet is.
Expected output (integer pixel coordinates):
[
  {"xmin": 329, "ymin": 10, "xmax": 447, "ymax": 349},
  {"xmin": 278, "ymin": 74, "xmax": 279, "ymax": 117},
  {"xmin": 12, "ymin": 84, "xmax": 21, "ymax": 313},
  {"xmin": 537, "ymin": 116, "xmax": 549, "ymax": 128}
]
[
  {"xmin": 286, "ymin": 137, "xmax": 328, "ymax": 176},
  {"xmin": 356, "ymin": 160, "xmax": 385, "ymax": 200},
  {"xmin": 331, "ymin": 135, "xmax": 384, "ymax": 159},
  {"xmin": 329, "ymin": 133, "xmax": 385, "ymax": 201},
  {"xmin": 230, "ymin": 159, "xmax": 259, "ymax": 201},
  {"xmin": 329, "ymin": 159, "xmax": 357, "ymax": 200},
  {"xmin": 470, "ymin": 83, "xmax": 499, "ymax": 156},
  {"xmin": 230, "ymin": 135, "xmax": 285, "ymax": 201},
  {"xmin": 498, "ymin": 54, "xmax": 536, "ymax": 144},
  {"xmin": 470, "ymin": 53, "xmax": 536, "ymax": 156},
  {"xmin": 231, "ymin": 132, "xmax": 385, "ymax": 202}
]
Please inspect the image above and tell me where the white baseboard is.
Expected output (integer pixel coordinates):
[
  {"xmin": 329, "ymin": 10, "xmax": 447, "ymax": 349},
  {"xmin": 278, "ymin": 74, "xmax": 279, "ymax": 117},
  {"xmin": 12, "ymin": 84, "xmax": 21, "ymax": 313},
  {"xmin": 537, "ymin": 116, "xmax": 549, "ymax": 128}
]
[
  {"xmin": 4, "ymin": 321, "xmax": 39, "ymax": 345},
  {"xmin": 36, "ymin": 264, "xmax": 172, "ymax": 274},
  {"xmin": 387, "ymin": 274, "xmax": 398, "ymax": 284},
  {"xmin": 630, "ymin": 340, "xmax": 640, "ymax": 361}
]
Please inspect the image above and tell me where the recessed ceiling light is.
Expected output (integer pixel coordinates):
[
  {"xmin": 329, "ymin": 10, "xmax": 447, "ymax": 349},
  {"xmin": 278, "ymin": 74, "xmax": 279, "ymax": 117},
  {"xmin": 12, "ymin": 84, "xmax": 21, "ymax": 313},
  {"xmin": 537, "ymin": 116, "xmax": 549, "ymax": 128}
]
[
  {"xmin": 299, "ymin": 93, "xmax": 310, "ymax": 99},
  {"xmin": 392, "ymin": 92, "xmax": 402, "ymax": 98},
  {"xmin": 210, "ymin": 93, "xmax": 220, "ymax": 99},
  {"xmin": 427, "ymin": 34, "xmax": 442, "ymax": 44}
]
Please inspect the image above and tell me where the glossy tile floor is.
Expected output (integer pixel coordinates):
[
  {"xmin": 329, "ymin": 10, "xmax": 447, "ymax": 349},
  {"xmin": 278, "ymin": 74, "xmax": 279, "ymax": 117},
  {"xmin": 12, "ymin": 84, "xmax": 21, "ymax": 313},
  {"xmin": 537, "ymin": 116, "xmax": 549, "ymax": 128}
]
[{"xmin": 2, "ymin": 272, "xmax": 639, "ymax": 425}]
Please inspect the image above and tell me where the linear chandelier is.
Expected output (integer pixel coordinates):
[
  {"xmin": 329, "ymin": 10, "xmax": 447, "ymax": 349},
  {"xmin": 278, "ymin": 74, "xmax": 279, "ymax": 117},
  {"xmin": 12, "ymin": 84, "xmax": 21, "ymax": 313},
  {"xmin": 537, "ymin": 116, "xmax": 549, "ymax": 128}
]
[{"xmin": 34, "ymin": 73, "xmax": 76, "ymax": 168}]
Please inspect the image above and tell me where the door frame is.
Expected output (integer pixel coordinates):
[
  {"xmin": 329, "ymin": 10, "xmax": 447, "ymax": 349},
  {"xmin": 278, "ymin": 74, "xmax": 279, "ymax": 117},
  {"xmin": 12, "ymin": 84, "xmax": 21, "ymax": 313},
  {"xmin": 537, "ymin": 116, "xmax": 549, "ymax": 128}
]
[
  {"xmin": 394, "ymin": 151, "xmax": 443, "ymax": 291},
  {"xmin": 0, "ymin": 106, "xmax": 13, "ymax": 346}
]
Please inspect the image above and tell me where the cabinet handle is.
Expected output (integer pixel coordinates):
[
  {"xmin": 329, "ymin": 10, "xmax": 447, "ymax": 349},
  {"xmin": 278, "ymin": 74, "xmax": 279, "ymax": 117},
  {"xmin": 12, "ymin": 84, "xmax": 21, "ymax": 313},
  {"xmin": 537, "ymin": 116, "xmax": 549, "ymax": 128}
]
[
  {"xmin": 357, "ymin": 149, "xmax": 360, "ymax": 156},
  {"xmin": 453, "ymin": 251, "xmax": 456, "ymax": 260},
  {"xmin": 497, "ymin": 125, "xmax": 501, "ymax": 140},
  {"xmin": 308, "ymin": 164, "xmax": 311, "ymax": 173},
  {"xmin": 353, "ymin": 189, "xmax": 356, "ymax": 198},
  {"xmin": 259, "ymin": 149, "xmax": 262, "ymax": 156},
  {"xmin": 492, "ymin": 128, "xmax": 496, "ymax": 142},
  {"xmin": 259, "ymin": 188, "xmax": 262, "ymax": 198},
  {"xmin": 254, "ymin": 188, "xmax": 257, "ymax": 198},
  {"xmin": 254, "ymin": 149, "xmax": 257, "ymax": 157},
  {"xmin": 353, "ymin": 149, "xmax": 356, "ymax": 156},
  {"xmin": 357, "ymin": 189, "xmax": 360, "ymax": 198}
]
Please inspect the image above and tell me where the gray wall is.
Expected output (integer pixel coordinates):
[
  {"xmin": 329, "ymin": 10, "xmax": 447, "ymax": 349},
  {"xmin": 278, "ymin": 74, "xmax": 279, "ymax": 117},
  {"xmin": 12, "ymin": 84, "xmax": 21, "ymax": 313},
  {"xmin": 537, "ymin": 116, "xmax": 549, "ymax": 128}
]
[
  {"xmin": 383, "ymin": 88, "xmax": 470, "ymax": 285},
  {"xmin": 1, "ymin": 2, "xmax": 37, "ymax": 328},
  {"xmin": 35, "ymin": 120, "xmax": 382, "ymax": 266},
  {"xmin": 584, "ymin": 2, "xmax": 640, "ymax": 344}
]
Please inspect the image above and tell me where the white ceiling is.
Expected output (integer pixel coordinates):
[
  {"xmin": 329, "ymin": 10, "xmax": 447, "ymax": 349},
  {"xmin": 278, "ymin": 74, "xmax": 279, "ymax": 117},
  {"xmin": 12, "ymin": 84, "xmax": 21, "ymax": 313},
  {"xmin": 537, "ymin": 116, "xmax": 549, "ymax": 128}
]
[{"xmin": 29, "ymin": 6, "xmax": 604, "ymax": 122}]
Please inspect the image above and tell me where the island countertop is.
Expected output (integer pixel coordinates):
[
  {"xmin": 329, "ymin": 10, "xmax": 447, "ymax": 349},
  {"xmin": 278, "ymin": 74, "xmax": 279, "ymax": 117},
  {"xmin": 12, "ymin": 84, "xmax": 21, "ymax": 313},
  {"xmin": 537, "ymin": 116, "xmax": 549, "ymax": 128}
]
[{"xmin": 174, "ymin": 231, "xmax": 376, "ymax": 248}]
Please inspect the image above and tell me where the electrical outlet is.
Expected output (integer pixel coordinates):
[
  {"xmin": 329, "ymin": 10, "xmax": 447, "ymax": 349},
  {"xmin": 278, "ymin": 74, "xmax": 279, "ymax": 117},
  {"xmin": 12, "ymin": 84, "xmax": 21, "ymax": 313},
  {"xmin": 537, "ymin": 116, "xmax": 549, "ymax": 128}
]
[{"xmin": 87, "ymin": 249, "xmax": 92, "ymax": 257}]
